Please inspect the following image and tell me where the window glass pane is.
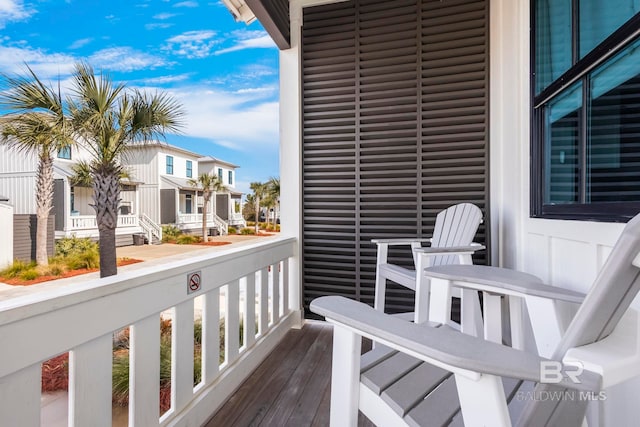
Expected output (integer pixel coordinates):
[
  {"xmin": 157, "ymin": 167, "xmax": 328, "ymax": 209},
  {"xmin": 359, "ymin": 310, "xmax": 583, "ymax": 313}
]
[
  {"xmin": 580, "ymin": 0, "xmax": 640, "ymax": 58},
  {"xmin": 57, "ymin": 146, "xmax": 71, "ymax": 159},
  {"xmin": 228, "ymin": 170, "xmax": 233, "ymax": 185},
  {"xmin": 588, "ymin": 38, "xmax": 640, "ymax": 202},
  {"xmin": 545, "ymin": 82, "xmax": 582, "ymax": 204},
  {"xmin": 536, "ymin": 0, "xmax": 573, "ymax": 93}
]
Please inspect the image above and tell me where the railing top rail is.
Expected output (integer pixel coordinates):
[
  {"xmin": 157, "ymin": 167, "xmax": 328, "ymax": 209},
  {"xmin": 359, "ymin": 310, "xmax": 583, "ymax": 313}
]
[
  {"xmin": 0, "ymin": 236, "xmax": 295, "ymax": 325},
  {"xmin": 0, "ymin": 236, "xmax": 296, "ymax": 379}
]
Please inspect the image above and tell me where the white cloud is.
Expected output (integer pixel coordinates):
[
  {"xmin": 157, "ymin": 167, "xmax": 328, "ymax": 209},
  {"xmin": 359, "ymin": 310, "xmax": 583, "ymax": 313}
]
[
  {"xmin": 158, "ymin": 85, "xmax": 279, "ymax": 151},
  {"xmin": 0, "ymin": 45, "xmax": 75, "ymax": 78},
  {"xmin": 139, "ymin": 73, "xmax": 192, "ymax": 85},
  {"xmin": 164, "ymin": 30, "xmax": 218, "ymax": 59},
  {"xmin": 88, "ymin": 47, "xmax": 169, "ymax": 72},
  {"xmin": 68, "ymin": 37, "xmax": 93, "ymax": 50},
  {"xmin": 153, "ymin": 12, "xmax": 176, "ymax": 20},
  {"xmin": 215, "ymin": 31, "xmax": 275, "ymax": 55},
  {"xmin": 0, "ymin": 0, "xmax": 34, "ymax": 28},
  {"xmin": 174, "ymin": 1, "xmax": 198, "ymax": 7},
  {"xmin": 145, "ymin": 22, "xmax": 173, "ymax": 30}
]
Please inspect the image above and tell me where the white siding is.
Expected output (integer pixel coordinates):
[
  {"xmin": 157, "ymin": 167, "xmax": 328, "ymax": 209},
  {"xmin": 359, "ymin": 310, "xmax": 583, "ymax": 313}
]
[
  {"xmin": 126, "ymin": 148, "xmax": 159, "ymax": 185},
  {"xmin": 0, "ymin": 174, "xmax": 36, "ymax": 214},
  {"xmin": 73, "ymin": 187, "xmax": 94, "ymax": 215},
  {"xmin": 159, "ymin": 152, "xmax": 199, "ymax": 180},
  {"xmin": 490, "ymin": 0, "xmax": 640, "ymax": 424},
  {"xmin": 0, "ymin": 146, "xmax": 38, "ymax": 173},
  {"xmin": 0, "ymin": 203, "xmax": 13, "ymax": 269},
  {"xmin": 138, "ymin": 185, "xmax": 160, "ymax": 223}
]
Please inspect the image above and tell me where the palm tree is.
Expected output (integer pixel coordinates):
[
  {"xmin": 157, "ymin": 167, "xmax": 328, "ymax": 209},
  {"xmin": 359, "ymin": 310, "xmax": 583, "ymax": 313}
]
[
  {"xmin": 0, "ymin": 66, "xmax": 73, "ymax": 266},
  {"xmin": 267, "ymin": 176, "xmax": 280, "ymax": 226},
  {"xmin": 189, "ymin": 173, "xmax": 224, "ymax": 241},
  {"xmin": 249, "ymin": 181, "xmax": 267, "ymax": 234},
  {"xmin": 69, "ymin": 62, "xmax": 184, "ymax": 277}
]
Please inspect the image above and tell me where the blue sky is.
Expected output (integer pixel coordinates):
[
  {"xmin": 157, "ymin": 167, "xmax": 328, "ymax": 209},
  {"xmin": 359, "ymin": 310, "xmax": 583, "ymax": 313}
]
[{"xmin": 0, "ymin": 0, "xmax": 280, "ymax": 196}]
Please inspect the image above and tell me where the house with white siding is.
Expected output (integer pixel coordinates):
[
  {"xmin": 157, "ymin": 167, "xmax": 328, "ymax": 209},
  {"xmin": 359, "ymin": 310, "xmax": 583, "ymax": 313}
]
[{"xmin": 0, "ymin": 141, "xmax": 242, "ymax": 246}]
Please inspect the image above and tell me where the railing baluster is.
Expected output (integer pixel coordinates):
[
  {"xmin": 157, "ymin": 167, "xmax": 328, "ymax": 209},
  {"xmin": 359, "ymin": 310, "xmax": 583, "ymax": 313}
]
[
  {"xmin": 226, "ymin": 280, "xmax": 240, "ymax": 363},
  {"xmin": 130, "ymin": 315, "xmax": 161, "ymax": 427},
  {"xmin": 272, "ymin": 262, "xmax": 280, "ymax": 322},
  {"xmin": 0, "ymin": 364, "xmax": 40, "ymax": 427},
  {"xmin": 260, "ymin": 268, "xmax": 269, "ymax": 332},
  {"xmin": 245, "ymin": 272, "xmax": 257, "ymax": 348},
  {"xmin": 172, "ymin": 301, "xmax": 195, "ymax": 413},
  {"xmin": 202, "ymin": 289, "xmax": 220, "ymax": 384},
  {"xmin": 282, "ymin": 258, "xmax": 289, "ymax": 315},
  {"xmin": 69, "ymin": 334, "xmax": 112, "ymax": 427}
]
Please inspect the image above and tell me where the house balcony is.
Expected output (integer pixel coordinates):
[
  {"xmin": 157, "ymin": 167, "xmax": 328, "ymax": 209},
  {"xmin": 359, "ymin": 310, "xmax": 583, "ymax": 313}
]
[
  {"xmin": 176, "ymin": 213, "xmax": 228, "ymax": 235},
  {"xmin": 0, "ymin": 236, "xmax": 301, "ymax": 427},
  {"xmin": 67, "ymin": 214, "xmax": 140, "ymax": 232}
]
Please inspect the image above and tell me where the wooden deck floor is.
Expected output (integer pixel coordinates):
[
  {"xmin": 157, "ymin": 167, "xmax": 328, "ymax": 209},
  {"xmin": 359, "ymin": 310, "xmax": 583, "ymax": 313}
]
[{"xmin": 204, "ymin": 321, "xmax": 375, "ymax": 427}]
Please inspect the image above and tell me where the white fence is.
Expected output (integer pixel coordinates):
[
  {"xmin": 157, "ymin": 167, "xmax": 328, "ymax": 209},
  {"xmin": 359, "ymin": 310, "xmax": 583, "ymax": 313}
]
[
  {"xmin": 68, "ymin": 214, "xmax": 139, "ymax": 231},
  {"xmin": 0, "ymin": 236, "xmax": 298, "ymax": 426},
  {"xmin": 0, "ymin": 203, "xmax": 12, "ymax": 269}
]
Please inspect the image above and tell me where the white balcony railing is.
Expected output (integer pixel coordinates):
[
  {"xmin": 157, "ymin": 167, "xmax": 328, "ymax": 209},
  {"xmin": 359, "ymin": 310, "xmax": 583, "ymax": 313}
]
[
  {"xmin": 68, "ymin": 214, "xmax": 139, "ymax": 231},
  {"xmin": 0, "ymin": 237, "xmax": 298, "ymax": 426},
  {"xmin": 176, "ymin": 213, "xmax": 206, "ymax": 225}
]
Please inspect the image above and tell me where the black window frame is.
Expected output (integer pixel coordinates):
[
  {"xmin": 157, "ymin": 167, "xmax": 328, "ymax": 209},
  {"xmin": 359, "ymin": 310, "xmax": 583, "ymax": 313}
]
[
  {"xmin": 166, "ymin": 155, "xmax": 174, "ymax": 175},
  {"xmin": 531, "ymin": 3, "xmax": 640, "ymax": 222}
]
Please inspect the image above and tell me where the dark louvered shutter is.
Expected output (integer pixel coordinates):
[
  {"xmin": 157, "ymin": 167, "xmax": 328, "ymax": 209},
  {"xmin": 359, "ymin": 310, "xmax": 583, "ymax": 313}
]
[{"xmin": 302, "ymin": 0, "xmax": 489, "ymax": 318}]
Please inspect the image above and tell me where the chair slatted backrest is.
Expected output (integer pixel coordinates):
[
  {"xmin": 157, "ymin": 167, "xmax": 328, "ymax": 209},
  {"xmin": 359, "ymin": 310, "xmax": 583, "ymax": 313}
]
[
  {"xmin": 428, "ymin": 203, "xmax": 483, "ymax": 267},
  {"xmin": 519, "ymin": 213, "xmax": 640, "ymax": 427}
]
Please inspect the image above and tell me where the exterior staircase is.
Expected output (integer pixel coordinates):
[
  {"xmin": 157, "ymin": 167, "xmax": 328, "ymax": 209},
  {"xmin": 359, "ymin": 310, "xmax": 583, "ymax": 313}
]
[{"xmin": 139, "ymin": 213, "xmax": 163, "ymax": 244}]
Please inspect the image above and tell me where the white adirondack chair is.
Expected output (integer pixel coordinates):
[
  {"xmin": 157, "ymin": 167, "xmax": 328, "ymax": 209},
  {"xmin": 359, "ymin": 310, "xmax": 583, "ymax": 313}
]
[
  {"xmin": 372, "ymin": 203, "xmax": 484, "ymax": 324},
  {"xmin": 312, "ymin": 213, "xmax": 640, "ymax": 427}
]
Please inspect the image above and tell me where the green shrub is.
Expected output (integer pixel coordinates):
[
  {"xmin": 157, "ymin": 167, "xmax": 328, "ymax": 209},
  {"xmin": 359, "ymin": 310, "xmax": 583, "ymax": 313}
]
[
  {"xmin": 227, "ymin": 226, "xmax": 237, "ymax": 234},
  {"xmin": 240, "ymin": 227, "xmax": 255, "ymax": 235},
  {"xmin": 44, "ymin": 263, "xmax": 65, "ymax": 276},
  {"xmin": 64, "ymin": 247, "xmax": 100, "ymax": 270},
  {"xmin": 19, "ymin": 268, "xmax": 39, "ymax": 281},
  {"xmin": 0, "ymin": 259, "xmax": 36, "ymax": 278},
  {"xmin": 162, "ymin": 225, "xmax": 182, "ymax": 243},
  {"xmin": 55, "ymin": 236, "xmax": 98, "ymax": 258},
  {"xmin": 176, "ymin": 234, "xmax": 201, "ymax": 244}
]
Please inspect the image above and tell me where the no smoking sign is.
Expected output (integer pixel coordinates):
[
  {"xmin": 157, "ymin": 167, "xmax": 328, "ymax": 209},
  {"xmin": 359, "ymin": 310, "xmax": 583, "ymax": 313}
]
[{"xmin": 187, "ymin": 271, "xmax": 202, "ymax": 294}]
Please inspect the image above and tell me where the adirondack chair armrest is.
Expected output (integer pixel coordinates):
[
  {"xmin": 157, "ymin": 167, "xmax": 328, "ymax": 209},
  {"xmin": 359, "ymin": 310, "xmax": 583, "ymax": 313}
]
[
  {"xmin": 371, "ymin": 237, "xmax": 433, "ymax": 245},
  {"xmin": 310, "ymin": 296, "xmax": 601, "ymax": 391},
  {"xmin": 423, "ymin": 264, "xmax": 585, "ymax": 304},
  {"xmin": 564, "ymin": 309, "xmax": 640, "ymax": 389},
  {"xmin": 413, "ymin": 243, "xmax": 485, "ymax": 255}
]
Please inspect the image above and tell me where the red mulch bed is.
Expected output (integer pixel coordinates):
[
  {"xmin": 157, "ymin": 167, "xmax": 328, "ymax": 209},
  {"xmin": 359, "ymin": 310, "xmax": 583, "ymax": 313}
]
[
  {"xmin": 42, "ymin": 353, "xmax": 69, "ymax": 392},
  {"xmin": 1, "ymin": 258, "xmax": 143, "ymax": 286},
  {"xmin": 193, "ymin": 241, "xmax": 232, "ymax": 246}
]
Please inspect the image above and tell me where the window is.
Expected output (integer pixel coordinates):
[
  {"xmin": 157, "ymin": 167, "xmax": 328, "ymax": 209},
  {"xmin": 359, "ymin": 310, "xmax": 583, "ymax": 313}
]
[
  {"xmin": 166, "ymin": 155, "xmax": 174, "ymax": 175},
  {"xmin": 218, "ymin": 168, "xmax": 223, "ymax": 181},
  {"xmin": 228, "ymin": 170, "xmax": 233, "ymax": 185},
  {"xmin": 57, "ymin": 146, "xmax": 71, "ymax": 160},
  {"xmin": 186, "ymin": 160, "xmax": 192, "ymax": 178},
  {"xmin": 532, "ymin": 0, "xmax": 640, "ymax": 221},
  {"xmin": 185, "ymin": 194, "xmax": 192, "ymax": 214}
]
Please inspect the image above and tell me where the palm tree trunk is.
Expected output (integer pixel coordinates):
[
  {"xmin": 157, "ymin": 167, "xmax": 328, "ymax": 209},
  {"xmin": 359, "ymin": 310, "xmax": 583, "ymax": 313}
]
[
  {"xmin": 92, "ymin": 168, "xmax": 120, "ymax": 277},
  {"xmin": 254, "ymin": 197, "xmax": 260, "ymax": 234},
  {"xmin": 202, "ymin": 192, "xmax": 209, "ymax": 242},
  {"xmin": 35, "ymin": 151, "xmax": 54, "ymax": 266}
]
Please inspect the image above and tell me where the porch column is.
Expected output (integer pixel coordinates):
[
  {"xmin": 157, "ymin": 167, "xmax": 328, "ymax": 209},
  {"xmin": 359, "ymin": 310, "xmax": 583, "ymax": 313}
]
[{"xmin": 280, "ymin": 0, "xmax": 303, "ymax": 325}]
